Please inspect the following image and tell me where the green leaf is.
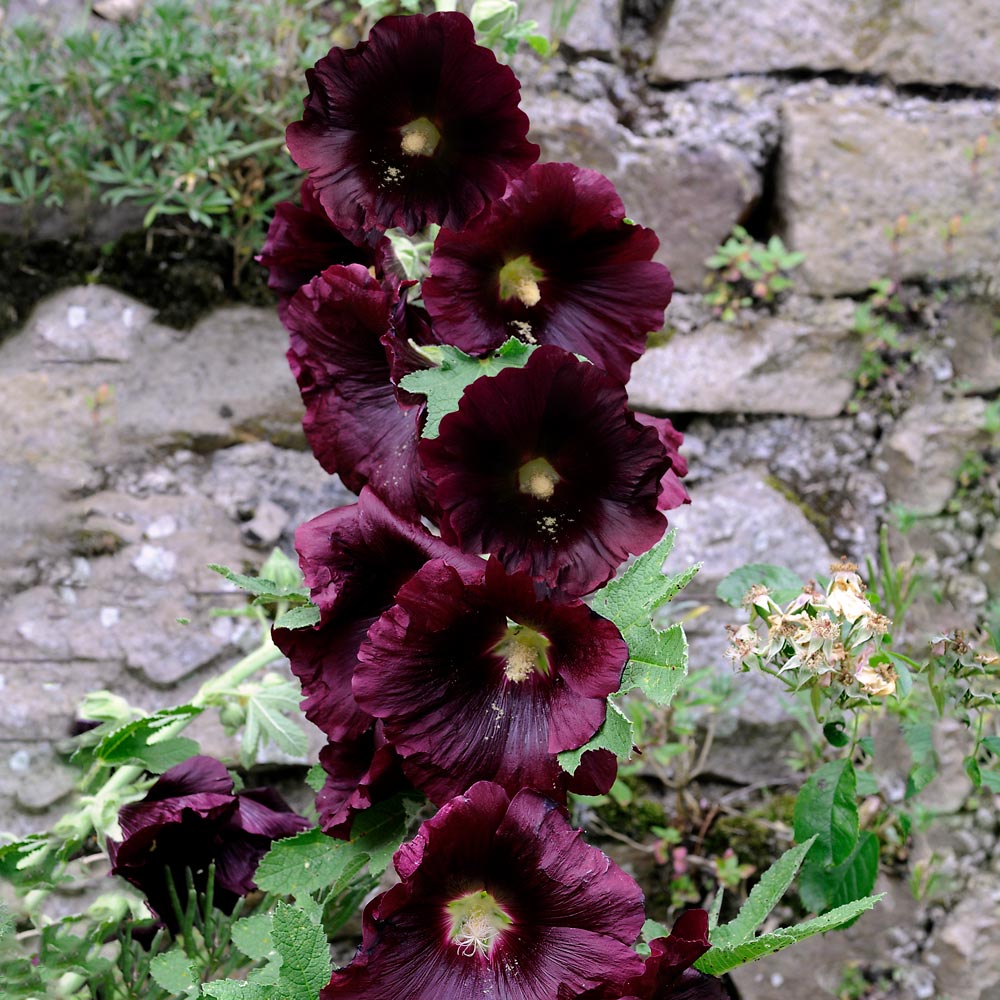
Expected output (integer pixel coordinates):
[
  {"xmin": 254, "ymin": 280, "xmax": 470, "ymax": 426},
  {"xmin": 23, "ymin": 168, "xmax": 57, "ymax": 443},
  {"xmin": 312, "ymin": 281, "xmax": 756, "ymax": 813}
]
[
  {"xmin": 150, "ymin": 948, "xmax": 197, "ymax": 994},
  {"xmin": 591, "ymin": 532, "xmax": 697, "ymax": 627},
  {"xmin": 694, "ymin": 894, "xmax": 883, "ymax": 976},
  {"xmin": 399, "ymin": 338, "xmax": 535, "ymax": 439},
  {"xmin": 981, "ymin": 736, "xmax": 1000, "ymax": 757},
  {"xmin": 799, "ymin": 832, "xmax": 879, "ymax": 917},
  {"xmin": 273, "ymin": 604, "xmax": 321, "ymax": 630},
  {"xmin": 823, "ymin": 721, "xmax": 850, "ymax": 748},
  {"xmin": 0, "ymin": 835, "xmax": 56, "ymax": 886},
  {"xmin": 716, "ymin": 564, "xmax": 804, "ymax": 608},
  {"xmin": 557, "ymin": 700, "xmax": 634, "ymax": 773},
  {"xmin": 349, "ymin": 792, "xmax": 423, "ymax": 875},
  {"xmin": 793, "ymin": 759, "xmax": 858, "ymax": 866},
  {"xmin": 980, "ymin": 768, "xmax": 1000, "ymax": 793},
  {"xmin": 305, "ymin": 762, "xmax": 327, "ymax": 794},
  {"xmin": 902, "ymin": 721, "xmax": 938, "ymax": 799},
  {"xmin": 254, "ymin": 828, "xmax": 368, "ymax": 902},
  {"xmin": 242, "ymin": 682, "xmax": 309, "ymax": 766},
  {"xmin": 209, "ymin": 563, "xmax": 307, "ymax": 602},
  {"xmin": 231, "ymin": 913, "xmax": 277, "ymax": 963},
  {"xmin": 710, "ymin": 836, "xmax": 817, "ymax": 948},
  {"xmin": 271, "ymin": 902, "xmax": 331, "ymax": 999},
  {"xmin": 202, "ymin": 981, "xmax": 271, "ymax": 999},
  {"xmin": 93, "ymin": 706, "xmax": 203, "ymax": 773},
  {"xmin": 617, "ymin": 622, "xmax": 688, "ymax": 706}
]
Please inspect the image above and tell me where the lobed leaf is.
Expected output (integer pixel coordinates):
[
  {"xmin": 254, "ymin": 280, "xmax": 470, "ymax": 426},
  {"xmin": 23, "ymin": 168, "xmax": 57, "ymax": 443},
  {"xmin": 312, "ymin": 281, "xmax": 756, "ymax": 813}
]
[
  {"xmin": 557, "ymin": 700, "xmax": 634, "ymax": 773},
  {"xmin": 399, "ymin": 338, "xmax": 535, "ymax": 439}
]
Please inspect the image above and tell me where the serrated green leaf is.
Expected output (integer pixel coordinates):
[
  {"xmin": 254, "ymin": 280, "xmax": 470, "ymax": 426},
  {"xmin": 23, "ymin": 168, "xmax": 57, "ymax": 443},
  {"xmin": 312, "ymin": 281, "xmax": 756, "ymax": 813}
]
[
  {"xmin": 557, "ymin": 700, "xmax": 634, "ymax": 772},
  {"xmin": 711, "ymin": 836, "xmax": 817, "ymax": 948},
  {"xmin": 150, "ymin": 948, "xmax": 197, "ymax": 994},
  {"xmin": 273, "ymin": 604, "xmax": 321, "ymax": 630},
  {"xmin": 716, "ymin": 564, "xmax": 804, "ymax": 608},
  {"xmin": 209, "ymin": 563, "xmax": 307, "ymax": 601},
  {"xmin": 349, "ymin": 792, "xmax": 423, "ymax": 875},
  {"xmin": 243, "ymin": 684, "xmax": 309, "ymax": 765},
  {"xmin": 201, "ymin": 980, "xmax": 272, "ymax": 999},
  {"xmin": 93, "ymin": 706, "xmax": 203, "ymax": 772},
  {"xmin": 231, "ymin": 913, "xmax": 277, "ymax": 963},
  {"xmin": 707, "ymin": 889, "xmax": 724, "ymax": 931},
  {"xmin": 272, "ymin": 902, "xmax": 331, "ymax": 999},
  {"xmin": 794, "ymin": 759, "xmax": 858, "ymax": 867},
  {"xmin": 0, "ymin": 835, "xmax": 56, "ymax": 885},
  {"xmin": 399, "ymin": 338, "xmax": 536, "ymax": 439},
  {"xmin": 694, "ymin": 894, "xmax": 883, "ymax": 976},
  {"xmin": 305, "ymin": 762, "xmax": 327, "ymax": 794},
  {"xmin": 591, "ymin": 532, "xmax": 698, "ymax": 628},
  {"xmin": 254, "ymin": 828, "xmax": 367, "ymax": 901},
  {"xmin": 618, "ymin": 622, "xmax": 688, "ymax": 706}
]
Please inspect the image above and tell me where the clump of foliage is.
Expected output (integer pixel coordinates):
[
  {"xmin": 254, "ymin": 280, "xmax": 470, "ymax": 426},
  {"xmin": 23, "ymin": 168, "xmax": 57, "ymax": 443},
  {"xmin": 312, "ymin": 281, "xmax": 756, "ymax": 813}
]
[
  {"xmin": 703, "ymin": 226, "xmax": 805, "ymax": 322},
  {"xmin": 0, "ymin": 0, "xmax": 337, "ymax": 282}
]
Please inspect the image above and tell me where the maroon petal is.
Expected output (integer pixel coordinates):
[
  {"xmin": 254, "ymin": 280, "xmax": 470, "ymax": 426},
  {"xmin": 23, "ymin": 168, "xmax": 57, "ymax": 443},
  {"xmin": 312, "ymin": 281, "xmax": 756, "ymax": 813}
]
[
  {"xmin": 420, "ymin": 346, "xmax": 669, "ymax": 596},
  {"xmin": 283, "ymin": 263, "xmax": 431, "ymax": 519},
  {"xmin": 286, "ymin": 12, "xmax": 538, "ymax": 234},
  {"xmin": 354, "ymin": 557, "xmax": 627, "ymax": 805},
  {"xmin": 257, "ymin": 179, "xmax": 388, "ymax": 319},
  {"xmin": 322, "ymin": 782, "xmax": 644, "ymax": 1000},
  {"xmin": 424, "ymin": 162, "xmax": 672, "ymax": 382},
  {"xmin": 619, "ymin": 911, "xmax": 729, "ymax": 1000},
  {"xmin": 315, "ymin": 725, "xmax": 411, "ymax": 838},
  {"xmin": 633, "ymin": 413, "xmax": 690, "ymax": 513},
  {"xmin": 274, "ymin": 489, "xmax": 482, "ymax": 742}
]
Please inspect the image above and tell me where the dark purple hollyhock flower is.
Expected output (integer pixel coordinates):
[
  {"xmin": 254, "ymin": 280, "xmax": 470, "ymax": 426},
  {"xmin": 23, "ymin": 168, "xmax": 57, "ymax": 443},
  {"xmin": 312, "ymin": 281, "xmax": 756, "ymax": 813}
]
[
  {"xmin": 256, "ymin": 179, "xmax": 390, "ymax": 321},
  {"xmin": 420, "ymin": 346, "xmax": 670, "ymax": 596},
  {"xmin": 273, "ymin": 488, "xmax": 482, "ymax": 743},
  {"xmin": 355, "ymin": 558, "xmax": 627, "ymax": 804},
  {"xmin": 423, "ymin": 162, "xmax": 673, "ymax": 382},
  {"xmin": 286, "ymin": 12, "xmax": 538, "ymax": 235},
  {"xmin": 315, "ymin": 724, "xmax": 411, "ymax": 839},
  {"xmin": 284, "ymin": 262, "xmax": 432, "ymax": 519},
  {"xmin": 633, "ymin": 413, "xmax": 690, "ymax": 513},
  {"xmin": 321, "ymin": 781, "xmax": 645, "ymax": 1000},
  {"xmin": 107, "ymin": 756, "xmax": 309, "ymax": 930}
]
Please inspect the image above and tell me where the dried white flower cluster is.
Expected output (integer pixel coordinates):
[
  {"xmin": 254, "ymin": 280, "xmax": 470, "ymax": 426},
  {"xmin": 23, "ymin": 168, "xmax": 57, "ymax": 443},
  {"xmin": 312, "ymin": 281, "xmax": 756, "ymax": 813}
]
[{"xmin": 726, "ymin": 560, "xmax": 897, "ymax": 698}]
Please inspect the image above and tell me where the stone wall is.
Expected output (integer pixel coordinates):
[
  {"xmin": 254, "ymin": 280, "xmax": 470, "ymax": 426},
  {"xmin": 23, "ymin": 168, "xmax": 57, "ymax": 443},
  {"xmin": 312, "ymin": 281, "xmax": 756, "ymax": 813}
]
[{"xmin": 2, "ymin": 2, "xmax": 999, "ymax": 998}]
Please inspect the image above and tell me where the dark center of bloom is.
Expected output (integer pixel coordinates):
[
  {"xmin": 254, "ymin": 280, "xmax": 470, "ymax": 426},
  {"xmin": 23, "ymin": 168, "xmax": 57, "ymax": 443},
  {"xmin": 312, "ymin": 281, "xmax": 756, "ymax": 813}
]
[
  {"xmin": 498, "ymin": 254, "xmax": 545, "ymax": 307},
  {"xmin": 493, "ymin": 623, "xmax": 551, "ymax": 683},
  {"xmin": 399, "ymin": 116, "xmax": 441, "ymax": 157},
  {"xmin": 446, "ymin": 889, "xmax": 513, "ymax": 959},
  {"xmin": 517, "ymin": 456, "xmax": 560, "ymax": 500}
]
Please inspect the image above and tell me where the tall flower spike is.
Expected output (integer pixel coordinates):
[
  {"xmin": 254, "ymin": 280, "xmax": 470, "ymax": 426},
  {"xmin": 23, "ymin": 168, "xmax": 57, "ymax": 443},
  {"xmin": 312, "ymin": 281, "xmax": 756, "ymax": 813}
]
[
  {"xmin": 423, "ymin": 162, "xmax": 673, "ymax": 382},
  {"xmin": 420, "ymin": 345, "xmax": 671, "ymax": 596},
  {"xmin": 321, "ymin": 782, "xmax": 646, "ymax": 1000},
  {"xmin": 286, "ymin": 12, "xmax": 539, "ymax": 235}
]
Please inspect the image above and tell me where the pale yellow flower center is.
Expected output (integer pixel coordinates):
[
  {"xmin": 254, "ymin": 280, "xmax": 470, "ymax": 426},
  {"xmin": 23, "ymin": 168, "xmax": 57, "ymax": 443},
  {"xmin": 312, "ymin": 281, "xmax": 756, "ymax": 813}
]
[
  {"xmin": 518, "ymin": 456, "xmax": 560, "ymax": 500},
  {"xmin": 498, "ymin": 254, "xmax": 545, "ymax": 307},
  {"xmin": 447, "ymin": 890, "xmax": 512, "ymax": 959},
  {"xmin": 399, "ymin": 116, "xmax": 441, "ymax": 157}
]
